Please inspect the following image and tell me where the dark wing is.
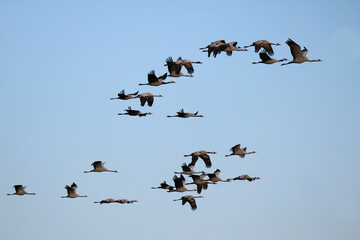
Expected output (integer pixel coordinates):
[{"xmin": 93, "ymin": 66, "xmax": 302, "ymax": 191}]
[
  {"xmin": 188, "ymin": 162, "xmax": 195, "ymax": 170},
  {"xmin": 187, "ymin": 198, "xmax": 197, "ymax": 210},
  {"xmin": 214, "ymin": 169, "xmax": 221, "ymax": 177},
  {"xmin": 166, "ymin": 57, "xmax": 182, "ymax": 75},
  {"xmin": 199, "ymin": 154, "xmax": 212, "ymax": 168},
  {"xmin": 180, "ymin": 174, "xmax": 186, "ymax": 186},
  {"xmin": 181, "ymin": 163, "xmax": 191, "ymax": 172},
  {"xmin": 263, "ymin": 44, "xmax": 274, "ymax": 56},
  {"xmin": 71, "ymin": 182, "xmax": 77, "ymax": 189},
  {"xmin": 207, "ymin": 173, "xmax": 215, "ymax": 180},
  {"xmin": 148, "ymin": 70, "xmax": 158, "ymax": 83},
  {"xmin": 14, "ymin": 185, "xmax": 24, "ymax": 192},
  {"xmin": 160, "ymin": 181, "xmax": 169, "ymax": 188},
  {"xmin": 173, "ymin": 175, "xmax": 183, "ymax": 189},
  {"xmin": 259, "ymin": 51, "xmax": 272, "ymax": 61},
  {"xmin": 118, "ymin": 89, "xmax": 125, "ymax": 97},
  {"xmin": 176, "ymin": 108, "xmax": 186, "ymax": 117},
  {"xmin": 254, "ymin": 42, "xmax": 262, "ymax": 53},
  {"xmin": 182, "ymin": 61, "xmax": 194, "ymax": 74},
  {"xmin": 126, "ymin": 107, "xmax": 140, "ymax": 114},
  {"xmin": 181, "ymin": 197, "xmax": 187, "ymax": 206},
  {"xmin": 91, "ymin": 161, "xmax": 102, "ymax": 169},
  {"xmin": 231, "ymin": 144, "xmax": 241, "ymax": 152},
  {"xmin": 158, "ymin": 72, "xmax": 167, "ymax": 80},
  {"xmin": 196, "ymin": 184, "xmax": 203, "ymax": 194},
  {"xmin": 286, "ymin": 38, "xmax": 302, "ymax": 59},
  {"xmin": 139, "ymin": 96, "xmax": 147, "ymax": 106},
  {"xmin": 190, "ymin": 155, "xmax": 199, "ymax": 165},
  {"xmin": 147, "ymin": 96, "xmax": 154, "ymax": 106}
]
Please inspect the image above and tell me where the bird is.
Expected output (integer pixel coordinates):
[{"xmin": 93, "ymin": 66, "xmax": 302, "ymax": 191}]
[
  {"xmin": 244, "ymin": 40, "xmax": 281, "ymax": 56},
  {"xmin": 138, "ymin": 70, "xmax": 175, "ymax": 86},
  {"xmin": 164, "ymin": 57, "xmax": 194, "ymax": 77},
  {"xmin": 174, "ymin": 162, "xmax": 203, "ymax": 175},
  {"xmin": 173, "ymin": 195, "xmax": 204, "ymax": 211},
  {"xmin": 94, "ymin": 198, "xmax": 138, "ymax": 204},
  {"xmin": 184, "ymin": 150, "xmax": 217, "ymax": 168},
  {"xmin": 136, "ymin": 92, "xmax": 163, "ymax": 107},
  {"xmin": 117, "ymin": 106, "xmax": 152, "ymax": 117},
  {"xmin": 168, "ymin": 174, "xmax": 196, "ymax": 192},
  {"xmin": 252, "ymin": 50, "xmax": 288, "ymax": 64},
  {"xmin": 222, "ymin": 41, "xmax": 248, "ymax": 56},
  {"xmin": 206, "ymin": 169, "xmax": 230, "ymax": 183},
  {"xmin": 229, "ymin": 174, "xmax": 261, "ymax": 182},
  {"xmin": 164, "ymin": 57, "xmax": 202, "ymax": 74},
  {"xmin": 186, "ymin": 172, "xmax": 214, "ymax": 194},
  {"xmin": 167, "ymin": 109, "xmax": 204, "ymax": 118},
  {"xmin": 200, "ymin": 40, "xmax": 227, "ymax": 58},
  {"xmin": 7, "ymin": 185, "xmax": 36, "ymax": 196},
  {"xmin": 61, "ymin": 182, "xmax": 87, "ymax": 198},
  {"xmin": 151, "ymin": 181, "xmax": 174, "ymax": 191},
  {"xmin": 83, "ymin": 161, "xmax": 118, "ymax": 173},
  {"xmin": 281, "ymin": 38, "xmax": 322, "ymax": 66},
  {"xmin": 225, "ymin": 144, "xmax": 256, "ymax": 158},
  {"xmin": 110, "ymin": 90, "xmax": 139, "ymax": 100}
]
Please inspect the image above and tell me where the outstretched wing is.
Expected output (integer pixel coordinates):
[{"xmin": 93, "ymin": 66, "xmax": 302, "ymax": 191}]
[
  {"xmin": 139, "ymin": 96, "xmax": 147, "ymax": 106},
  {"xmin": 187, "ymin": 198, "xmax": 197, "ymax": 210},
  {"xmin": 263, "ymin": 44, "xmax": 274, "ymax": 56},
  {"xmin": 231, "ymin": 144, "xmax": 241, "ymax": 152},
  {"xmin": 199, "ymin": 154, "xmax": 212, "ymax": 168},
  {"xmin": 91, "ymin": 161, "xmax": 102, "ymax": 169},
  {"xmin": 286, "ymin": 38, "xmax": 301, "ymax": 59},
  {"xmin": 259, "ymin": 51, "xmax": 272, "ymax": 61},
  {"xmin": 148, "ymin": 70, "xmax": 158, "ymax": 83}
]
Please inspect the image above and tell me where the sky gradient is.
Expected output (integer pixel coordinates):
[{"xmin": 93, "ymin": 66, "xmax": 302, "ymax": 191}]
[{"xmin": 1, "ymin": 1, "xmax": 359, "ymax": 239}]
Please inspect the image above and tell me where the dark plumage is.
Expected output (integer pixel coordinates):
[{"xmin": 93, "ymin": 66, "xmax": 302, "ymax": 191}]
[{"xmin": 281, "ymin": 38, "xmax": 322, "ymax": 66}]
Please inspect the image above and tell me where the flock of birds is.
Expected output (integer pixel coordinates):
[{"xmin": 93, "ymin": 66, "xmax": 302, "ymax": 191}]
[{"xmin": 7, "ymin": 38, "xmax": 321, "ymax": 210}]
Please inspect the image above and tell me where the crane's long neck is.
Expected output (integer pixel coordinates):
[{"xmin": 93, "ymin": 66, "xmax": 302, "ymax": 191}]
[
  {"xmin": 281, "ymin": 61, "xmax": 293, "ymax": 66},
  {"xmin": 138, "ymin": 83, "xmax": 149, "ymax": 86},
  {"xmin": 235, "ymin": 48, "xmax": 248, "ymax": 51},
  {"xmin": 246, "ymin": 151, "xmax": 256, "ymax": 155}
]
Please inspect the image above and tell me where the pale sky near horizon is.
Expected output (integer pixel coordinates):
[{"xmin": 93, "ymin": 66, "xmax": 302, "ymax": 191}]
[{"xmin": 1, "ymin": 1, "xmax": 359, "ymax": 240}]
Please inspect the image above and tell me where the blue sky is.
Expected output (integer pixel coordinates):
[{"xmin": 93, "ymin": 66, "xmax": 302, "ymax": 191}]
[{"xmin": 0, "ymin": 1, "xmax": 359, "ymax": 239}]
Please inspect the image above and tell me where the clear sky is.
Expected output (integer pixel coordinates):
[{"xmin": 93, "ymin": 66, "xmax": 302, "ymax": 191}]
[{"xmin": 1, "ymin": 1, "xmax": 359, "ymax": 239}]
